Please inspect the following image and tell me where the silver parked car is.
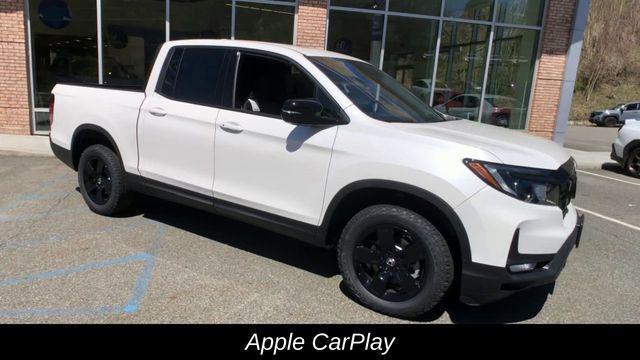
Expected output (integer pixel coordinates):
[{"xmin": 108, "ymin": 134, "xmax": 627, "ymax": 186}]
[{"xmin": 589, "ymin": 102, "xmax": 640, "ymax": 127}]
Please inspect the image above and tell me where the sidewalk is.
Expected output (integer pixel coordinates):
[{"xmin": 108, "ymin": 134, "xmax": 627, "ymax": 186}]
[
  {"xmin": 0, "ymin": 134, "xmax": 613, "ymax": 170},
  {"xmin": 0, "ymin": 134, "xmax": 53, "ymax": 157}
]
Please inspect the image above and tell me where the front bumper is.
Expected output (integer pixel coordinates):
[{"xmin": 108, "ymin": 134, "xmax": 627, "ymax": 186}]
[
  {"xmin": 611, "ymin": 144, "xmax": 624, "ymax": 164},
  {"xmin": 459, "ymin": 214, "xmax": 584, "ymax": 306}
]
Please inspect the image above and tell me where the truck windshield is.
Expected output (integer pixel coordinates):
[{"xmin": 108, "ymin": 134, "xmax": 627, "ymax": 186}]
[{"xmin": 310, "ymin": 57, "xmax": 446, "ymax": 124}]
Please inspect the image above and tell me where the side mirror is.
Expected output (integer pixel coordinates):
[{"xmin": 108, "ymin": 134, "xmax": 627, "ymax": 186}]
[{"xmin": 281, "ymin": 99, "xmax": 332, "ymax": 126}]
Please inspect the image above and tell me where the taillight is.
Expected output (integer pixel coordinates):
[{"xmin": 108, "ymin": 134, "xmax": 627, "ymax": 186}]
[{"xmin": 48, "ymin": 95, "xmax": 55, "ymax": 127}]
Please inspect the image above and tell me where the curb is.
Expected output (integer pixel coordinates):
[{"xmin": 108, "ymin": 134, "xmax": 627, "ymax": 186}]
[
  {"xmin": 0, "ymin": 134, "xmax": 53, "ymax": 157},
  {"xmin": 565, "ymin": 148, "xmax": 613, "ymax": 170}
]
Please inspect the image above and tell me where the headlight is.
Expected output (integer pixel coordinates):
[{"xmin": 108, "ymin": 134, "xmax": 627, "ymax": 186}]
[{"xmin": 464, "ymin": 159, "xmax": 573, "ymax": 207}]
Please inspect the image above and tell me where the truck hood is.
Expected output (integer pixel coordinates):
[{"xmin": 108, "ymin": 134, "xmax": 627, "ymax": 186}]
[{"xmin": 392, "ymin": 120, "xmax": 571, "ymax": 170}]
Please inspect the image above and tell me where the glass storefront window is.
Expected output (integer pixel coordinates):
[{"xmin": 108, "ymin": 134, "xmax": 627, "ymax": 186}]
[
  {"xmin": 443, "ymin": 0, "xmax": 494, "ymax": 21},
  {"xmin": 102, "ymin": 0, "xmax": 165, "ymax": 88},
  {"xmin": 170, "ymin": 0, "xmax": 232, "ymax": 40},
  {"xmin": 388, "ymin": 0, "xmax": 441, "ymax": 16},
  {"xmin": 382, "ymin": 16, "xmax": 438, "ymax": 104},
  {"xmin": 28, "ymin": 0, "xmax": 547, "ymax": 133},
  {"xmin": 331, "ymin": 0, "xmax": 386, "ymax": 11},
  {"xmin": 235, "ymin": 1, "xmax": 295, "ymax": 44},
  {"xmin": 327, "ymin": 10, "xmax": 384, "ymax": 67},
  {"xmin": 484, "ymin": 27, "xmax": 539, "ymax": 129},
  {"xmin": 496, "ymin": 0, "xmax": 545, "ymax": 26},
  {"xmin": 29, "ymin": 0, "xmax": 98, "ymax": 111},
  {"xmin": 34, "ymin": 111, "xmax": 51, "ymax": 132},
  {"xmin": 433, "ymin": 22, "xmax": 490, "ymax": 120}
]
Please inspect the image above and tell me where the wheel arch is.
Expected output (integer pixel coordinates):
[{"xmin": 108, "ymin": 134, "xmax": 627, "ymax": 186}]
[
  {"xmin": 317, "ymin": 180, "xmax": 472, "ymax": 268},
  {"xmin": 624, "ymin": 139, "xmax": 640, "ymax": 159},
  {"xmin": 71, "ymin": 124, "xmax": 122, "ymax": 170}
]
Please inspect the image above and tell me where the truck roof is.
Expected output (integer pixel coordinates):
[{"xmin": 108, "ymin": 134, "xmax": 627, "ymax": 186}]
[{"xmin": 164, "ymin": 39, "xmax": 363, "ymax": 62}]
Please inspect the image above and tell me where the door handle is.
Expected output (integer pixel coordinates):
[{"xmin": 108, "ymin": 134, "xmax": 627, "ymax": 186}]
[
  {"xmin": 219, "ymin": 122, "xmax": 243, "ymax": 133},
  {"xmin": 149, "ymin": 108, "xmax": 167, "ymax": 117}
]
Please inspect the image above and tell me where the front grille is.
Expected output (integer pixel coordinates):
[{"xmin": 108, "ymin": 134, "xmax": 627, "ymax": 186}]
[{"xmin": 591, "ymin": 111, "xmax": 603, "ymax": 118}]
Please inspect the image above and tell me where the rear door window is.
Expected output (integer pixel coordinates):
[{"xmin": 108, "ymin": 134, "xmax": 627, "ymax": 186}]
[{"xmin": 157, "ymin": 47, "xmax": 227, "ymax": 107}]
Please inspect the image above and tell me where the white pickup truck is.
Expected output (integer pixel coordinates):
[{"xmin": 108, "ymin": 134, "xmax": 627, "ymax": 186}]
[{"xmin": 49, "ymin": 40, "xmax": 583, "ymax": 318}]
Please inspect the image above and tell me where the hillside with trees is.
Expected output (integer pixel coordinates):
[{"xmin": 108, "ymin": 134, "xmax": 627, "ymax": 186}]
[{"xmin": 570, "ymin": 0, "xmax": 640, "ymax": 124}]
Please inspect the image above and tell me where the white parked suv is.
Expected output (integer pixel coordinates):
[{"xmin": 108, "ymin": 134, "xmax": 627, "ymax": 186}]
[
  {"xmin": 49, "ymin": 40, "xmax": 583, "ymax": 318},
  {"xmin": 612, "ymin": 121, "xmax": 640, "ymax": 177}
]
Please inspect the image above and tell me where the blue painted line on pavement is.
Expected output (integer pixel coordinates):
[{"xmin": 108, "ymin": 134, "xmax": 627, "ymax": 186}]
[
  {"xmin": 0, "ymin": 252, "xmax": 151, "ymax": 287},
  {"xmin": 0, "ymin": 219, "xmax": 168, "ymax": 318},
  {"xmin": 0, "ymin": 206, "xmax": 86, "ymax": 223},
  {"xmin": 2, "ymin": 222, "xmax": 144, "ymax": 251},
  {"xmin": 122, "ymin": 222, "xmax": 167, "ymax": 313}
]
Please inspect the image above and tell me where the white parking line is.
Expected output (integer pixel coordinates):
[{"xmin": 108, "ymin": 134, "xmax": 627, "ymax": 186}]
[
  {"xmin": 577, "ymin": 170, "xmax": 640, "ymax": 186},
  {"xmin": 575, "ymin": 206, "xmax": 640, "ymax": 232}
]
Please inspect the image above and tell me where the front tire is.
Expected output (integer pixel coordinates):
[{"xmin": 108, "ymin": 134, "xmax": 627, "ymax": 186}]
[
  {"xmin": 626, "ymin": 147, "xmax": 640, "ymax": 178},
  {"xmin": 78, "ymin": 144, "xmax": 131, "ymax": 216},
  {"xmin": 604, "ymin": 117, "xmax": 618, "ymax": 127},
  {"xmin": 338, "ymin": 205, "xmax": 454, "ymax": 318}
]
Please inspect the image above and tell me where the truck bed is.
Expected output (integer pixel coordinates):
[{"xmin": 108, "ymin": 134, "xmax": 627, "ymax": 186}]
[{"xmin": 50, "ymin": 83, "xmax": 147, "ymax": 174}]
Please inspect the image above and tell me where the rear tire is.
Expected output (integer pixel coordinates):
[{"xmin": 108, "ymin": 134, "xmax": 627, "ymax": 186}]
[
  {"xmin": 626, "ymin": 147, "xmax": 640, "ymax": 178},
  {"xmin": 496, "ymin": 115, "xmax": 509, "ymax": 128},
  {"xmin": 604, "ymin": 117, "xmax": 618, "ymax": 127},
  {"xmin": 338, "ymin": 205, "xmax": 454, "ymax": 318},
  {"xmin": 78, "ymin": 144, "xmax": 131, "ymax": 216}
]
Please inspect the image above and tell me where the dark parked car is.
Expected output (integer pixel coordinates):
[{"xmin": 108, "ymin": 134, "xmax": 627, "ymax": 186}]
[{"xmin": 590, "ymin": 102, "xmax": 640, "ymax": 127}]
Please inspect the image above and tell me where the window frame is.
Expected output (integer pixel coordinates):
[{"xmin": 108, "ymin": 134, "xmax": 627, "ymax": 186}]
[
  {"xmin": 227, "ymin": 49, "xmax": 349, "ymax": 124},
  {"xmin": 155, "ymin": 45, "xmax": 234, "ymax": 108}
]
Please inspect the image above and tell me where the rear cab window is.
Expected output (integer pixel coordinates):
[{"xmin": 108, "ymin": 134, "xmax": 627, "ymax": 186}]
[{"xmin": 156, "ymin": 46, "xmax": 230, "ymax": 107}]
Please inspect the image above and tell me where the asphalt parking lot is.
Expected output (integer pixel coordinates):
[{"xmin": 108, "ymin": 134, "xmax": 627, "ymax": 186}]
[
  {"xmin": 564, "ymin": 125, "xmax": 620, "ymax": 152},
  {"xmin": 1, "ymin": 152, "xmax": 639, "ymax": 324}
]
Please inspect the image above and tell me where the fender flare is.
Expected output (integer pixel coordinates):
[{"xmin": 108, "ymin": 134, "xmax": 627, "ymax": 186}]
[
  {"xmin": 316, "ymin": 179, "xmax": 472, "ymax": 264},
  {"xmin": 624, "ymin": 139, "xmax": 640, "ymax": 159},
  {"xmin": 71, "ymin": 124, "xmax": 122, "ymax": 169}
]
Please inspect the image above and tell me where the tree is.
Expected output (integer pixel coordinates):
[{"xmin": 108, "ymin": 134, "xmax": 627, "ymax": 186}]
[{"xmin": 578, "ymin": 0, "xmax": 640, "ymax": 101}]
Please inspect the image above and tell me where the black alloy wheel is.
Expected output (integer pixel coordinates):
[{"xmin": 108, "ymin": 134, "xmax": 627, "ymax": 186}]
[
  {"xmin": 338, "ymin": 205, "xmax": 454, "ymax": 318},
  {"xmin": 82, "ymin": 156, "xmax": 112, "ymax": 205},
  {"xmin": 353, "ymin": 224, "xmax": 430, "ymax": 302},
  {"xmin": 77, "ymin": 144, "xmax": 131, "ymax": 215}
]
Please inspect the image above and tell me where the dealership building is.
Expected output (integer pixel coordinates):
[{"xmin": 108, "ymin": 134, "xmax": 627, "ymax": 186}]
[{"xmin": 1, "ymin": 0, "xmax": 589, "ymax": 142}]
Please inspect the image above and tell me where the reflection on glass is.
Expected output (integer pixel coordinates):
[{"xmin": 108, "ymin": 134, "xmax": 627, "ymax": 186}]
[
  {"xmin": 388, "ymin": 0, "xmax": 441, "ymax": 16},
  {"xmin": 382, "ymin": 16, "xmax": 438, "ymax": 104},
  {"xmin": 496, "ymin": 0, "xmax": 545, "ymax": 26},
  {"xmin": 444, "ymin": 0, "xmax": 494, "ymax": 21},
  {"xmin": 29, "ymin": 0, "xmax": 98, "ymax": 111},
  {"xmin": 170, "ymin": 0, "xmax": 232, "ymax": 40},
  {"xmin": 327, "ymin": 10, "xmax": 384, "ymax": 67},
  {"xmin": 433, "ymin": 21, "xmax": 489, "ymax": 121},
  {"xmin": 331, "ymin": 0, "xmax": 386, "ymax": 10},
  {"xmin": 311, "ymin": 57, "xmax": 445, "ymax": 124},
  {"xmin": 102, "ymin": 0, "xmax": 165, "ymax": 87},
  {"xmin": 34, "ymin": 112, "xmax": 51, "ymax": 132},
  {"xmin": 235, "ymin": 2, "xmax": 295, "ymax": 44},
  {"xmin": 484, "ymin": 27, "xmax": 539, "ymax": 129}
]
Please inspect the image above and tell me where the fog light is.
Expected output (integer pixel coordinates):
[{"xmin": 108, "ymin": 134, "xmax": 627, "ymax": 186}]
[{"xmin": 509, "ymin": 263, "xmax": 536, "ymax": 273}]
